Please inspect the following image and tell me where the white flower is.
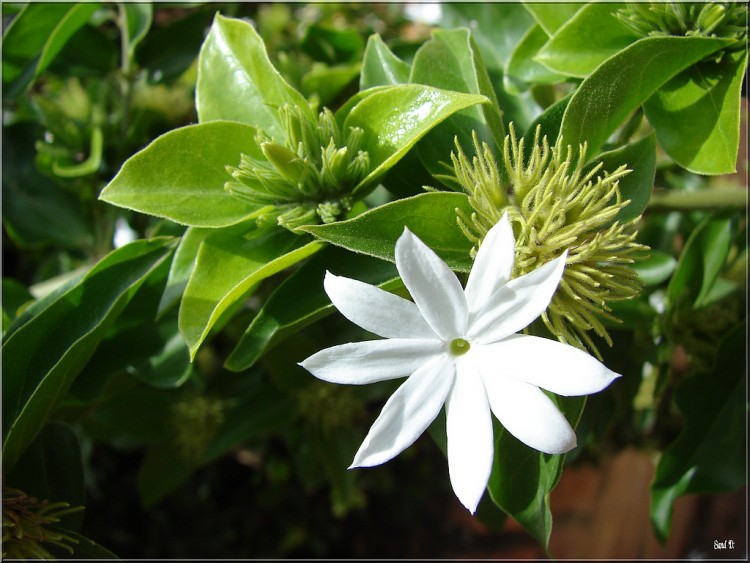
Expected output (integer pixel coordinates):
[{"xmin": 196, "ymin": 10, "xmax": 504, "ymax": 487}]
[{"xmin": 300, "ymin": 214, "xmax": 620, "ymax": 514}]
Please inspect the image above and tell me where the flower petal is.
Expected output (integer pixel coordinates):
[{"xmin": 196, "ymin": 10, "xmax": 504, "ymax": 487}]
[
  {"xmin": 324, "ymin": 272, "xmax": 435, "ymax": 339},
  {"xmin": 395, "ymin": 228, "xmax": 468, "ymax": 340},
  {"xmin": 468, "ymin": 251, "xmax": 568, "ymax": 343},
  {"xmin": 350, "ymin": 354, "xmax": 455, "ymax": 468},
  {"xmin": 480, "ymin": 370, "xmax": 576, "ymax": 455},
  {"xmin": 445, "ymin": 355, "xmax": 494, "ymax": 514},
  {"xmin": 300, "ymin": 338, "xmax": 442, "ymax": 384},
  {"xmin": 479, "ymin": 335, "xmax": 621, "ymax": 396},
  {"xmin": 465, "ymin": 213, "xmax": 514, "ymax": 316}
]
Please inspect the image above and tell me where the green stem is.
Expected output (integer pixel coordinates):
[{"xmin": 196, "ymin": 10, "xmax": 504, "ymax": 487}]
[{"xmin": 648, "ymin": 188, "xmax": 747, "ymax": 211}]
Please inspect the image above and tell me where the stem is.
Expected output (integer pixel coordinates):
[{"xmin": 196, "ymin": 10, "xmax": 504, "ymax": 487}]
[{"xmin": 648, "ymin": 188, "xmax": 747, "ymax": 211}]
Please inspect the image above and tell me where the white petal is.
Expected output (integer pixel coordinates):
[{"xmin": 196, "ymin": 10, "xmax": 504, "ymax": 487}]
[
  {"xmin": 445, "ymin": 355, "xmax": 494, "ymax": 514},
  {"xmin": 479, "ymin": 335, "xmax": 621, "ymax": 396},
  {"xmin": 480, "ymin": 371, "xmax": 576, "ymax": 455},
  {"xmin": 464, "ymin": 213, "xmax": 514, "ymax": 316},
  {"xmin": 324, "ymin": 272, "xmax": 435, "ymax": 339},
  {"xmin": 395, "ymin": 228, "xmax": 468, "ymax": 340},
  {"xmin": 350, "ymin": 354, "xmax": 455, "ymax": 468},
  {"xmin": 300, "ymin": 338, "xmax": 442, "ymax": 384},
  {"xmin": 468, "ymin": 251, "xmax": 567, "ymax": 343}
]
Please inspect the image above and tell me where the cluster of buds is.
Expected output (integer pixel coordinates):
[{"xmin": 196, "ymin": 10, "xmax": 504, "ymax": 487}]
[
  {"xmin": 452, "ymin": 126, "xmax": 647, "ymax": 358},
  {"xmin": 2, "ymin": 487, "xmax": 82, "ymax": 559},
  {"xmin": 226, "ymin": 105, "xmax": 371, "ymax": 230},
  {"xmin": 616, "ymin": 2, "xmax": 747, "ymax": 45}
]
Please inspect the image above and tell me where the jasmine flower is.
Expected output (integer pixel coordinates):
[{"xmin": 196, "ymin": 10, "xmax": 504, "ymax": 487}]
[{"xmin": 300, "ymin": 214, "xmax": 620, "ymax": 513}]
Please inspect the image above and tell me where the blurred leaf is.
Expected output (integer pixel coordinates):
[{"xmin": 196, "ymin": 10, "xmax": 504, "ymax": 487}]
[
  {"xmin": 505, "ymin": 24, "xmax": 567, "ymax": 93},
  {"xmin": 631, "ymin": 249, "xmax": 677, "ymax": 287},
  {"xmin": 594, "ymin": 133, "xmax": 657, "ymax": 223},
  {"xmin": 560, "ymin": 36, "xmax": 731, "ymax": 163},
  {"xmin": 179, "ymin": 224, "xmax": 323, "ymax": 358},
  {"xmin": 535, "ymin": 3, "xmax": 638, "ymax": 77},
  {"xmin": 301, "ymin": 23, "xmax": 364, "ymax": 65},
  {"xmin": 300, "ymin": 62, "xmax": 360, "ymax": 107},
  {"xmin": 440, "ymin": 3, "xmax": 535, "ymax": 70},
  {"xmin": 225, "ymin": 245, "xmax": 399, "ymax": 372},
  {"xmin": 342, "ymin": 84, "xmax": 489, "ymax": 195},
  {"xmin": 410, "ymin": 28, "xmax": 504, "ymax": 179},
  {"xmin": 1, "ymin": 238, "xmax": 175, "ymax": 468},
  {"xmin": 2, "ymin": 123, "xmax": 92, "ymax": 250},
  {"xmin": 360, "ymin": 34, "xmax": 410, "ymax": 89},
  {"xmin": 522, "ymin": 3, "xmax": 582, "ymax": 36},
  {"xmin": 120, "ymin": 3, "xmax": 153, "ymax": 69},
  {"xmin": 488, "ymin": 396, "xmax": 586, "ymax": 549},
  {"xmin": 666, "ymin": 213, "xmax": 734, "ymax": 310},
  {"xmin": 196, "ymin": 14, "xmax": 313, "ymax": 134},
  {"xmin": 651, "ymin": 322, "xmax": 746, "ymax": 541},
  {"xmin": 2, "ymin": 3, "xmax": 100, "ymax": 95},
  {"xmin": 643, "ymin": 49, "xmax": 747, "ymax": 175},
  {"xmin": 48, "ymin": 530, "xmax": 118, "ymax": 559},
  {"xmin": 2, "ymin": 278, "xmax": 33, "ymax": 334},
  {"xmin": 5, "ymin": 422, "xmax": 85, "ymax": 532},
  {"xmin": 99, "ymin": 121, "xmax": 264, "ymax": 228},
  {"xmin": 137, "ymin": 441, "xmax": 195, "ymax": 508},
  {"xmin": 300, "ymin": 192, "xmax": 474, "ymax": 272}
]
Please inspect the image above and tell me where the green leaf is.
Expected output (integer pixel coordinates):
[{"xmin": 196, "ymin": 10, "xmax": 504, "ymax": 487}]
[
  {"xmin": 343, "ymin": 85, "xmax": 489, "ymax": 194},
  {"xmin": 1, "ymin": 238, "xmax": 175, "ymax": 468},
  {"xmin": 5, "ymin": 422, "xmax": 84, "ymax": 532},
  {"xmin": 158, "ymin": 227, "xmax": 211, "ymax": 317},
  {"xmin": 179, "ymin": 224, "xmax": 323, "ymax": 358},
  {"xmin": 522, "ymin": 93, "xmax": 571, "ymax": 155},
  {"xmin": 505, "ymin": 24, "xmax": 567, "ymax": 93},
  {"xmin": 99, "ymin": 121, "xmax": 264, "ymax": 228},
  {"xmin": 643, "ymin": 49, "xmax": 748, "ymax": 175},
  {"xmin": 300, "ymin": 191, "xmax": 474, "ymax": 272},
  {"xmin": 196, "ymin": 13, "xmax": 312, "ymax": 134},
  {"xmin": 534, "ymin": 3, "xmax": 638, "ymax": 78},
  {"xmin": 409, "ymin": 28, "xmax": 504, "ymax": 177},
  {"xmin": 631, "ymin": 249, "xmax": 677, "ymax": 287},
  {"xmin": 2, "ymin": 3, "xmax": 100, "ymax": 95},
  {"xmin": 300, "ymin": 63, "xmax": 360, "ymax": 107},
  {"xmin": 666, "ymin": 213, "xmax": 735, "ymax": 310},
  {"xmin": 560, "ymin": 36, "xmax": 731, "ymax": 163},
  {"xmin": 137, "ymin": 441, "xmax": 195, "ymax": 508},
  {"xmin": 440, "ymin": 4, "xmax": 535, "ymax": 70},
  {"xmin": 651, "ymin": 322, "xmax": 746, "ymax": 541},
  {"xmin": 120, "ymin": 3, "xmax": 152, "ymax": 69},
  {"xmin": 522, "ymin": 3, "xmax": 582, "ymax": 36},
  {"xmin": 2, "ymin": 278, "xmax": 33, "ymax": 335},
  {"xmin": 225, "ymin": 245, "xmax": 399, "ymax": 372},
  {"xmin": 594, "ymin": 133, "xmax": 657, "ymax": 223},
  {"xmin": 360, "ymin": 34, "xmax": 410, "ymax": 89},
  {"xmin": 50, "ymin": 530, "xmax": 118, "ymax": 559},
  {"xmin": 488, "ymin": 396, "xmax": 586, "ymax": 549}
]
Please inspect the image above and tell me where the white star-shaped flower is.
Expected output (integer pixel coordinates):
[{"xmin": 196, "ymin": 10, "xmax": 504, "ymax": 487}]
[{"xmin": 300, "ymin": 214, "xmax": 620, "ymax": 513}]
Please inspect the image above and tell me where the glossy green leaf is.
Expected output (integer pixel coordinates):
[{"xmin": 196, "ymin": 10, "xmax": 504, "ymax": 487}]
[
  {"xmin": 196, "ymin": 14, "xmax": 312, "ymax": 134},
  {"xmin": 560, "ymin": 36, "xmax": 731, "ymax": 163},
  {"xmin": 643, "ymin": 49, "xmax": 747, "ymax": 175},
  {"xmin": 158, "ymin": 227, "xmax": 211, "ymax": 317},
  {"xmin": 631, "ymin": 249, "xmax": 677, "ymax": 287},
  {"xmin": 488, "ymin": 396, "xmax": 586, "ymax": 549},
  {"xmin": 99, "ymin": 121, "xmax": 264, "ymax": 228},
  {"xmin": 440, "ymin": 4, "xmax": 535, "ymax": 70},
  {"xmin": 5, "ymin": 422, "xmax": 85, "ymax": 532},
  {"xmin": 594, "ymin": 133, "xmax": 657, "ymax": 223},
  {"xmin": 666, "ymin": 214, "xmax": 734, "ymax": 310},
  {"xmin": 344, "ymin": 85, "xmax": 489, "ymax": 195},
  {"xmin": 505, "ymin": 24, "xmax": 567, "ymax": 93},
  {"xmin": 535, "ymin": 3, "xmax": 638, "ymax": 78},
  {"xmin": 360, "ymin": 34, "xmax": 410, "ymax": 89},
  {"xmin": 651, "ymin": 322, "xmax": 746, "ymax": 541},
  {"xmin": 522, "ymin": 3, "xmax": 582, "ymax": 35},
  {"xmin": 225, "ymin": 245, "xmax": 399, "ymax": 372},
  {"xmin": 300, "ymin": 191, "xmax": 474, "ymax": 272},
  {"xmin": 179, "ymin": 224, "xmax": 324, "ymax": 358},
  {"xmin": 1, "ymin": 238, "xmax": 175, "ymax": 468},
  {"xmin": 410, "ymin": 28, "xmax": 504, "ymax": 176}
]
